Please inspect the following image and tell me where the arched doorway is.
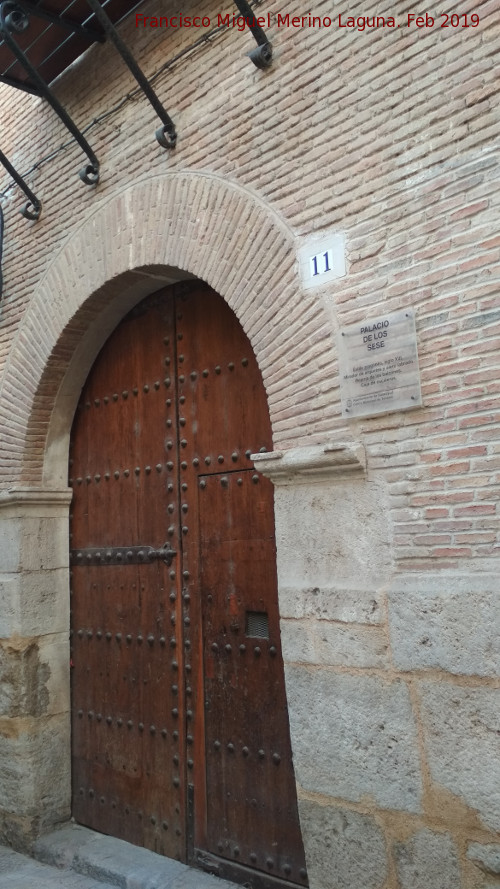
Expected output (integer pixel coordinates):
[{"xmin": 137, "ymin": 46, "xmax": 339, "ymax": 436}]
[{"xmin": 69, "ymin": 281, "xmax": 308, "ymax": 888}]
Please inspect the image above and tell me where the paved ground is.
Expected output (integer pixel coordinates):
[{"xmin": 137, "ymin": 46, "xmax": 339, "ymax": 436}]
[
  {"xmin": 0, "ymin": 824, "xmax": 238, "ymax": 888},
  {"xmin": 0, "ymin": 844, "xmax": 117, "ymax": 889}
]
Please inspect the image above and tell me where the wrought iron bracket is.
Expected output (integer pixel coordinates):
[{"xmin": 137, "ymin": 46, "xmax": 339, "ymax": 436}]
[
  {"xmin": 0, "ymin": 0, "xmax": 100, "ymax": 184},
  {"xmin": 84, "ymin": 0, "xmax": 176, "ymax": 149},
  {"xmin": 232, "ymin": 0, "xmax": 273, "ymax": 69},
  {"xmin": 0, "ymin": 148, "xmax": 41, "ymax": 300},
  {"xmin": 0, "ymin": 148, "xmax": 41, "ymax": 219}
]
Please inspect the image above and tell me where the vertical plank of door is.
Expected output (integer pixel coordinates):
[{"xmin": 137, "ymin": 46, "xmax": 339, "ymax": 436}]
[{"xmin": 173, "ymin": 283, "xmax": 273, "ymax": 860}]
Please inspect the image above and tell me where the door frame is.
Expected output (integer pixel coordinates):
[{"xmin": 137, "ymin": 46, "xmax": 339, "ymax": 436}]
[{"xmin": 0, "ymin": 176, "xmax": 337, "ymax": 869}]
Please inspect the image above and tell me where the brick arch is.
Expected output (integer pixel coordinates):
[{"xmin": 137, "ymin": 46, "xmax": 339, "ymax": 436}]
[{"xmin": 0, "ymin": 171, "xmax": 338, "ymax": 487}]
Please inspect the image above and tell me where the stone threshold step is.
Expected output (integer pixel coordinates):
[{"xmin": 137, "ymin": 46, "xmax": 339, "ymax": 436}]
[
  {"xmin": 0, "ymin": 843, "xmax": 116, "ymax": 889},
  {"xmin": 33, "ymin": 823, "xmax": 238, "ymax": 889}
]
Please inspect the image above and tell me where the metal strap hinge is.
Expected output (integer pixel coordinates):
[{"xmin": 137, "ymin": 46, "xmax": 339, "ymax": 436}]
[{"xmin": 70, "ymin": 544, "xmax": 176, "ymax": 566}]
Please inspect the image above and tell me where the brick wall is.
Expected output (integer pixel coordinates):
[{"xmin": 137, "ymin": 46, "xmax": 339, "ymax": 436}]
[{"xmin": 1, "ymin": 0, "xmax": 498, "ymax": 565}]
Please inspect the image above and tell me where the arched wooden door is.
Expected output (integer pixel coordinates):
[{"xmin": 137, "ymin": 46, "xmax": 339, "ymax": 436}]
[{"xmin": 69, "ymin": 282, "xmax": 308, "ymax": 889}]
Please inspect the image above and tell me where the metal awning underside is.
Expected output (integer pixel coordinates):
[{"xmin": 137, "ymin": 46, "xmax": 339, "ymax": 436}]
[
  {"xmin": 0, "ymin": 0, "xmax": 141, "ymax": 93},
  {"xmin": 0, "ymin": 0, "xmax": 272, "ymax": 94}
]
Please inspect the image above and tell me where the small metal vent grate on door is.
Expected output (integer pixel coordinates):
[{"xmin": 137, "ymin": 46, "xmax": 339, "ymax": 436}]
[{"xmin": 246, "ymin": 611, "xmax": 269, "ymax": 639}]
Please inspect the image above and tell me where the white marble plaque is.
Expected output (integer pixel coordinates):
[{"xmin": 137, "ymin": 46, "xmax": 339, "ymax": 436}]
[{"xmin": 338, "ymin": 309, "xmax": 422, "ymax": 419}]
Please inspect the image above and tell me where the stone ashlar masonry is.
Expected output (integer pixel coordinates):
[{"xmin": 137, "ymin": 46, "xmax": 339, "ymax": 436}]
[{"xmin": 0, "ymin": 0, "xmax": 499, "ymax": 886}]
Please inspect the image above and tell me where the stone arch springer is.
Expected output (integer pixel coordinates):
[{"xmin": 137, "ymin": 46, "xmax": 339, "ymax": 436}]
[{"xmin": 0, "ymin": 170, "xmax": 339, "ymax": 489}]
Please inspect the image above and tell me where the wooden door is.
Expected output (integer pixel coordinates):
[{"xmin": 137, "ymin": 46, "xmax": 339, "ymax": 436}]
[{"xmin": 70, "ymin": 283, "xmax": 308, "ymax": 889}]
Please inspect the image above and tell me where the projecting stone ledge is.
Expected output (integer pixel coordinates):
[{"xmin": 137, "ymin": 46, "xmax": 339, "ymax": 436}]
[{"xmin": 251, "ymin": 442, "xmax": 366, "ymax": 484}]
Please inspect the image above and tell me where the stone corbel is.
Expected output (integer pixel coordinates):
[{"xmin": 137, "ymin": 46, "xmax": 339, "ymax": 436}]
[
  {"xmin": 251, "ymin": 442, "xmax": 366, "ymax": 485},
  {"xmin": 0, "ymin": 486, "xmax": 73, "ymax": 517}
]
